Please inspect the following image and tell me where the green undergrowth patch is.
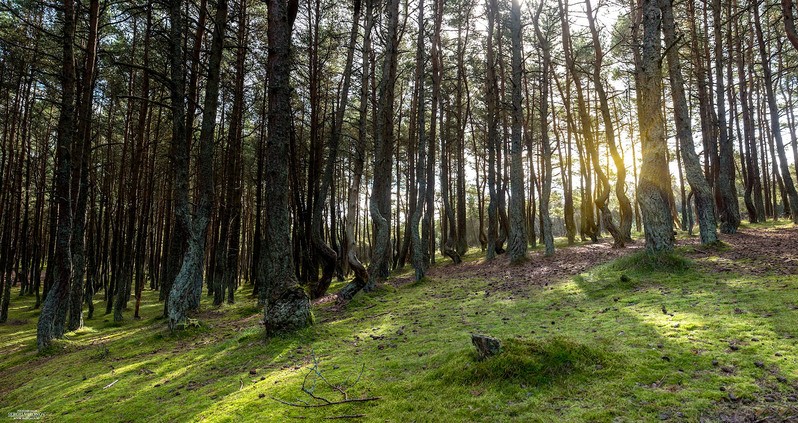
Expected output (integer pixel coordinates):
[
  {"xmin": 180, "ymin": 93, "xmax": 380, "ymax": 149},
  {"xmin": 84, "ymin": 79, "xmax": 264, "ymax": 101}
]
[
  {"xmin": 438, "ymin": 337, "xmax": 612, "ymax": 386},
  {"xmin": 1, "ymin": 224, "xmax": 797, "ymax": 421}
]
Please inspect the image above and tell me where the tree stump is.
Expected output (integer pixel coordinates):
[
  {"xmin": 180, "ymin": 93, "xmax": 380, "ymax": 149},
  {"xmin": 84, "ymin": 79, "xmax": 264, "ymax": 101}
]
[{"xmin": 471, "ymin": 334, "xmax": 501, "ymax": 360}]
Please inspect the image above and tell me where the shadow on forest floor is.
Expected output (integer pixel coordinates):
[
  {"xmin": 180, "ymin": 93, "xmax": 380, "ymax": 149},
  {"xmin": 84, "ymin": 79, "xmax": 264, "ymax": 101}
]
[{"xmin": 1, "ymin": 223, "xmax": 797, "ymax": 422}]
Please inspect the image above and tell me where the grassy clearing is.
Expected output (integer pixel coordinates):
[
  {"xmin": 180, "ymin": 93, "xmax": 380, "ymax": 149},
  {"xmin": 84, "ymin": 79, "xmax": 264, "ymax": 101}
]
[{"xmin": 1, "ymin": 224, "xmax": 797, "ymax": 422}]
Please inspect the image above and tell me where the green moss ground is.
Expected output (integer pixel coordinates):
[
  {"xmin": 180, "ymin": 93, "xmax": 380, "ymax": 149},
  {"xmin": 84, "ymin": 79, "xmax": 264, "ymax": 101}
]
[{"xmin": 1, "ymin": 224, "xmax": 797, "ymax": 422}]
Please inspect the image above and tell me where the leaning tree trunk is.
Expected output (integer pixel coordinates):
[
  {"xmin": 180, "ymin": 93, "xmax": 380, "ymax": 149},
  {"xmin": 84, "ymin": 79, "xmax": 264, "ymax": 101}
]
[
  {"xmin": 261, "ymin": 0, "xmax": 312, "ymax": 333},
  {"xmin": 661, "ymin": 0, "xmax": 718, "ymax": 244},
  {"xmin": 635, "ymin": 0, "xmax": 674, "ymax": 253}
]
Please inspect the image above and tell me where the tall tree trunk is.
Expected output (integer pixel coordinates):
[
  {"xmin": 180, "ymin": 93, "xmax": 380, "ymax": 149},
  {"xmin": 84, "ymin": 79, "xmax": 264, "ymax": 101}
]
[
  {"xmin": 635, "ymin": 0, "xmax": 674, "ymax": 252},
  {"xmin": 712, "ymin": 0, "xmax": 740, "ymax": 233},
  {"xmin": 507, "ymin": 0, "xmax": 527, "ymax": 263},
  {"xmin": 218, "ymin": 0, "xmax": 248, "ymax": 305},
  {"xmin": 559, "ymin": 0, "xmax": 598, "ymax": 243},
  {"xmin": 534, "ymin": 4, "xmax": 554, "ymax": 256},
  {"xmin": 585, "ymin": 0, "xmax": 633, "ymax": 243},
  {"xmin": 37, "ymin": 0, "xmax": 77, "ymax": 350},
  {"xmin": 367, "ymin": 0, "xmax": 400, "ymax": 289},
  {"xmin": 754, "ymin": 3, "xmax": 798, "ymax": 222},
  {"xmin": 261, "ymin": 0, "xmax": 311, "ymax": 333},
  {"xmin": 310, "ymin": 0, "xmax": 362, "ymax": 299},
  {"xmin": 738, "ymin": 9, "xmax": 766, "ymax": 223},
  {"xmin": 454, "ymin": 2, "xmax": 471, "ymax": 257},
  {"xmin": 67, "ymin": 0, "xmax": 100, "ymax": 330},
  {"xmin": 168, "ymin": 0, "xmax": 228, "ymax": 329},
  {"xmin": 337, "ymin": 0, "xmax": 373, "ymax": 302},
  {"xmin": 485, "ymin": 0, "xmax": 500, "ymax": 261},
  {"xmin": 660, "ymin": 0, "xmax": 718, "ymax": 244},
  {"xmin": 410, "ymin": 0, "xmax": 428, "ymax": 281},
  {"xmin": 162, "ymin": 0, "xmax": 188, "ymax": 318}
]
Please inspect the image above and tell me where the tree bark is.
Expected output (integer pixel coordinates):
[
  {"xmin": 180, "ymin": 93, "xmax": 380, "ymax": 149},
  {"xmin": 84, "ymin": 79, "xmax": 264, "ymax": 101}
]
[
  {"xmin": 585, "ymin": 0, "xmax": 633, "ymax": 243},
  {"xmin": 37, "ymin": 0, "xmax": 76, "ymax": 350},
  {"xmin": 261, "ymin": 0, "xmax": 312, "ymax": 333},
  {"xmin": 635, "ymin": 0, "xmax": 674, "ymax": 253},
  {"xmin": 367, "ymin": 0, "xmax": 400, "ymax": 289},
  {"xmin": 660, "ymin": 0, "xmax": 718, "ymax": 244},
  {"xmin": 168, "ymin": 0, "xmax": 228, "ymax": 329},
  {"xmin": 712, "ymin": 0, "xmax": 741, "ymax": 234},
  {"xmin": 507, "ymin": 0, "xmax": 528, "ymax": 263},
  {"xmin": 754, "ymin": 3, "xmax": 798, "ymax": 222}
]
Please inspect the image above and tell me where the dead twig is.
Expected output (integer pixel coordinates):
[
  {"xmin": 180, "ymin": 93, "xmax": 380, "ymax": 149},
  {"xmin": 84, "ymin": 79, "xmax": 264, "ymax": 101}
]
[
  {"xmin": 272, "ymin": 352, "xmax": 379, "ymax": 410},
  {"xmin": 271, "ymin": 397, "xmax": 380, "ymax": 408}
]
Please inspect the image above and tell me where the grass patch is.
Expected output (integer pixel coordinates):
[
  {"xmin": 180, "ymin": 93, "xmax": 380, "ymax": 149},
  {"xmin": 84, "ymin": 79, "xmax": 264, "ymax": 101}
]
[
  {"xmin": 1, "ymin": 226, "xmax": 797, "ymax": 421},
  {"xmin": 439, "ymin": 337, "xmax": 610, "ymax": 386},
  {"xmin": 609, "ymin": 250, "xmax": 692, "ymax": 273}
]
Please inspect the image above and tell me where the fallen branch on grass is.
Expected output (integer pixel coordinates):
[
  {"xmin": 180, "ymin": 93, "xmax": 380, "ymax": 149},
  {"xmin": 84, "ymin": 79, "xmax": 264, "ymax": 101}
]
[
  {"xmin": 271, "ymin": 396, "xmax": 380, "ymax": 408},
  {"xmin": 271, "ymin": 352, "xmax": 379, "ymax": 410}
]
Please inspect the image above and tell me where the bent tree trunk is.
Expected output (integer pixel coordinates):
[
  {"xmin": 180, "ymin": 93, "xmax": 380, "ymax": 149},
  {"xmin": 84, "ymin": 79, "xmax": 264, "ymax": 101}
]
[
  {"xmin": 585, "ymin": 0, "xmax": 633, "ymax": 243},
  {"xmin": 661, "ymin": 0, "xmax": 718, "ymax": 244},
  {"xmin": 310, "ymin": 0, "xmax": 362, "ymax": 299},
  {"xmin": 337, "ymin": 0, "xmax": 373, "ymax": 303},
  {"xmin": 262, "ymin": 0, "xmax": 311, "ymax": 333}
]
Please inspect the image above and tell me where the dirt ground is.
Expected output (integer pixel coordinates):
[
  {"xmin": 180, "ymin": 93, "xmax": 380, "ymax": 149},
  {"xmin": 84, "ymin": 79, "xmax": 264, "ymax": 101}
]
[
  {"xmin": 683, "ymin": 225, "xmax": 798, "ymax": 276},
  {"xmin": 388, "ymin": 225, "xmax": 798, "ymax": 296}
]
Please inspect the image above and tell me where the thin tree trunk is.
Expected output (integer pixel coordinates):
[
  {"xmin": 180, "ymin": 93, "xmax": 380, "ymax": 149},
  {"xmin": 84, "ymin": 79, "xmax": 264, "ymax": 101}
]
[
  {"xmin": 337, "ymin": 0, "xmax": 373, "ymax": 302},
  {"xmin": 532, "ymin": 3, "xmax": 553, "ymax": 256},
  {"xmin": 712, "ymin": 0, "xmax": 740, "ymax": 233},
  {"xmin": 754, "ymin": 3, "xmax": 798, "ymax": 222},
  {"xmin": 661, "ymin": 0, "xmax": 718, "ymax": 244}
]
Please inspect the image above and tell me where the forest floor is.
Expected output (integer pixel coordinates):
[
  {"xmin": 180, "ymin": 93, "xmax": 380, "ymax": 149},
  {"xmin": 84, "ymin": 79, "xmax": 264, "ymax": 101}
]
[{"xmin": 1, "ymin": 222, "xmax": 798, "ymax": 422}]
